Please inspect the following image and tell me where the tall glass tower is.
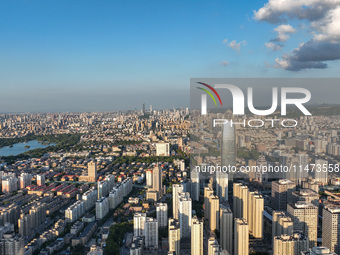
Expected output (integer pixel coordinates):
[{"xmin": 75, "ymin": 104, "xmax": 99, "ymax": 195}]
[{"xmin": 217, "ymin": 122, "xmax": 236, "ymax": 201}]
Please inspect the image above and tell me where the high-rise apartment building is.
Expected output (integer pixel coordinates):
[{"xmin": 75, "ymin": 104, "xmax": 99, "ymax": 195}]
[
  {"xmin": 156, "ymin": 203, "xmax": 168, "ymax": 227},
  {"xmin": 2, "ymin": 178, "xmax": 18, "ymax": 193},
  {"xmin": 234, "ymin": 218, "xmax": 249, "ymax": 255},
  {"xmin": 133, "ymin": 213, "xmax": 146, "ymax": 237},
  {"xmin": 36, "ymin": 174, "xmax": 45, "ymax": 186},
  {"xmin": 153, "ymin": 164, "xmax": 162, "ymax": 193},
  {"xmin": 272, "ymin": 211, "xmax": 293, "ymax": 243},
  {"xmin": 146, "ymin": 169, "xmax": 153, "ymax": 187},
  {"xmin": 145, "ymin": 217, "xmax": 158, "ymax": 249},
  {"xmin": 191, "ymin": 169, "xmax": 200, "ymax": 201},
  {"xmin": 248, "ymin": 191, "xmax": 264, "ymax": 238},
  {"xmin": 95, "ymin": 197, "xmax": 109, "ymax": 220},
  {"xmin": 88, "ymin": 161, "xmax": 97, "ymax": 182},
  {"xmin": 209, "ymin": 195, "xmax": 219, "ymax": 231},
  {"xmin": 208, "ymin": 237, "xmax": 220, "ymax": 255},
  {"xmin": 168, "ymin": 218, "xmax": 180, "ymax": 255},
  {"xmin": 220, "ymin": 204, "xmax": 233, "ymax": 255},
  {"xmin": 204, "ymin": 187, "xmax": 214, "ymax": 222},
  {"xmin": 173, "ymin": 184, "xmax": 184, "ymax": 220},
  {"xmin": 233, "ymin": 183, "xmax": 248, "ymax": 219},
  {"xmin": 191, "ymin": 216, "xmax": 203, "ymax": 255},
  {"xmin": 19, "ymin": 173, "xmax": 31, "ymax": 189},
  {"xmin": 178, "ymin": 192, "xmax": 192, "ymax": 238}
]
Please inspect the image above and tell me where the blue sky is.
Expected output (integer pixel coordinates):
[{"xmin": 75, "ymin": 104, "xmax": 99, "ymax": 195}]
[{"xmin": 1, "ymin": 0, "xmax": 340, "ymax": 112}]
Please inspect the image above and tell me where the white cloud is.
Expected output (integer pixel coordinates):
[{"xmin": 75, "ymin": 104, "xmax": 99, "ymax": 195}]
[
  {"xmin": 220, "ymin": 61, "xmax": 229, "ymax": 66},
  {"xmin": 253, "ymin": 0, "xmax": 340, "ymax": 24},
  {"xmin": 223, "ymin": 39, "xmax": 247, "ymax": 51},
  {"xmin": 273, "ymin": 24, "xmax": 296, "ymax": 41},
  {"xmin": 254, "ymin": 0, "xmax": 340, "ymax": 71},
  {"xmin": 265, "ymin": 42, "xmax": 282, "ymax": 50}
]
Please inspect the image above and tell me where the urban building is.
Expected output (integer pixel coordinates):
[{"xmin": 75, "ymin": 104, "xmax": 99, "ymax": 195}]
[
  {"xmin": 220, "ymin": 204, "xmax": 233, "ymax": 255},
  {"xmin": 234, "ymin": 218, "xmax": 249, "ymax": 255},
  {"xmin": 156, "ymin": 203, "xmax": 168, "ymax": 227},
  {"xmin": 168, "ymin": 218, "xmax": 180, "ymax": 255},
  {"xmin": 287, "ymin": 202, "xmax": 318, "ymax": 248},
  {"xmin": 191, "ymin": 216, "xmax": 203, "ymax": 255}
]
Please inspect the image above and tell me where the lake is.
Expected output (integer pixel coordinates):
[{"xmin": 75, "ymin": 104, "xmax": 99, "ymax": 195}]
[{"xmin": 0, "ymin": 140, "xmax": 55, "ymax": 157}]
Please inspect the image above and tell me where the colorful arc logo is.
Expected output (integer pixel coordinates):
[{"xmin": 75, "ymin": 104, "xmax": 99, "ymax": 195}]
[{"xmin": 196, "ymin": 82, "xmax": 223, "ymax": 106}]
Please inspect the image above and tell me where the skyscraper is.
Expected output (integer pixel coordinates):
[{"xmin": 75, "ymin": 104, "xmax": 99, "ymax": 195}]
[
  {"xmin": 204, "ymin": 187, "xmax": 214, "ymax": 222},
  {"xmin": 156, "ymin": 203, "xmax": 168, "ymax": 227},
  {"xmin": 208, "ymin": 237, "xmax": 220, "ymax": 255},
  {"xmin": 191, "ymin": 216, "xmax": 203, "ymax": 255},
  {"xmin": 145, "ymin": 217, "xmax": 158, "ymax": 248},
  {"xmin": 287, "ymin": 202, "xmax": 318, "ymax": 248},
  {"xmin": 153, "ymin": 164, "xmax": 162, "ymax": 193},
  {"xmin": 272, "ymin": 179, "xmax": 296, "ymax": 211},
  {"xmin": 133, "ymin": 213, "xmax": 146, "ymax": 237},
  {"xmin": 88, "ymin": 161, "xmax": 97, "ymax": 182},
  {"xmin": 218, "ymin": 123, "xmax": 235, "ymax": 199},
  {"xmin": 191, "ymin": 169, "xmax": 200, "ymax": 201},
  {"xmin": 168, "ymin": 218, "xmax": 180, "ymax": 255},
  {"xmin": 248, "ymin": 192, "xmax": 264, "ymax": 238},
  {"xmin": 233, "ymin": 183, "xmax": 243, "ymax": 219},
  {"xmin": 36, "ymin": 174, "xmax": 45, "ymax": 186},
  {"xmin": 146, "ymin": 169, "xmax": 153, "ymax": 187},
  {"xmin": 19, "ymin": 173, "xmax": 31, "ymax": 189},
  {"xmin": 220, "ymin": 204, "xmax": 233, "ymax": 255},
  {"xmin": 233, "ymin": 183, "xmax": 248, "ymax": 220},
  {"xmin": 173, "ymin": 184, "xmax": 184, "ymax": 220},
  {"xmin": 315, "ymin": 159, "xmax": 328, "ymax": 184},
  {"xmin": 95, "ymin": 197, "xmax": 109, "ymax": 220},
  {"xmin": 272, "ymin": 211, "xmax": 293, "ymax": 243},
  {"xmin": 322, "ymin": 204, "xmax": 340, "ymax": 254},
  {"xmin": 234, "ymin": 218, "xmax": 249, "ymax": 255},
  {"xmin": 220, "ymin": 122, "xmax": 236, "ymax": 172},
  {"xmin": 178, "ymin": 192, "xmax": 192, "ymax": 238},
  {"xmin": 209, "ymin": 194, "xmax": 219, "ymax": 232}
]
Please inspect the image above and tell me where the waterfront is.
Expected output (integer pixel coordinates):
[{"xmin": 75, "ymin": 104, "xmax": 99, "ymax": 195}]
[{"xmin": 0, "ymin": 140, "xmax": 54, "ymax": 156}]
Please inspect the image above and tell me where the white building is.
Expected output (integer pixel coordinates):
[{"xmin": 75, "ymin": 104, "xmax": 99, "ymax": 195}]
[
  {"xmin": 172, "ymin": 184, "xmax": 184, "ymax": 220},
  {"xmin": 191, "ymin": 216, "xmax": 203, "ymax": 255},
  {"xmin": 65, "ymin": 200, "xmax": 86, "ymax": 223},
  {"xmin": 234, "ymin": 218, "xmax": 249, "ymax": 255},
  {"xmin": 156, "ymin": 203, "xmax": 168, "ymax": 227},
  {"xmin": 144, "ymin": 218, "xmax": 158, "ymax": 249},
  {"xmin": 168, "ymin": 218, "xmax": 180, "ymax": 255},
  {"xmin": 134, "ymin": 213, "xmax": 146, "ymax": 237},
  {"xmin": 96, "ymin": 197, "xmax": 109, "ymax": 220},
  {"xmin": 156, "ymin": 142, "xmax": 169, "ymax": 156},
  {"xmin": 220, "ymin": 204, "xmax": 233, "ymax": 255},
  {"xmin": 82, "ymin": 188, "xmax": 98, "ymax": 211},
  {"xmin": 179, "ymin": 192, "xmax": 192, "ymax": 238}
]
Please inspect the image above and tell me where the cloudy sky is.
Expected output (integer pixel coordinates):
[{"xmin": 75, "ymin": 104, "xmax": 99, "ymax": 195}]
[{"xmin": 1, "ymin": 0, "xmax": 340, "ymax": 112}]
